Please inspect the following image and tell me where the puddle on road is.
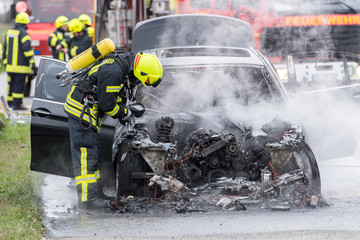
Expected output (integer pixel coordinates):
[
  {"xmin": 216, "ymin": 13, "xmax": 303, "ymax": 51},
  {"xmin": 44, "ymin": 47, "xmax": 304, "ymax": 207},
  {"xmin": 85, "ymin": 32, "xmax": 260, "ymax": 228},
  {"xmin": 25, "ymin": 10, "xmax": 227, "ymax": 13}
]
[{"xmin": 41, "ymin": 174, "xmax": 78, "ymax": 218}]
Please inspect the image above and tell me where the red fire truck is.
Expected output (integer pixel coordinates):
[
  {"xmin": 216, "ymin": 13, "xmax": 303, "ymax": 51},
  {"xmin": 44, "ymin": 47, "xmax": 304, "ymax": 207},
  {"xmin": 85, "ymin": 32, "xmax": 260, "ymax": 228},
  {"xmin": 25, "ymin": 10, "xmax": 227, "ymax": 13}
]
[{"xmin": 176, "ymin": 0, "xmax": 360, "ymax": 60}]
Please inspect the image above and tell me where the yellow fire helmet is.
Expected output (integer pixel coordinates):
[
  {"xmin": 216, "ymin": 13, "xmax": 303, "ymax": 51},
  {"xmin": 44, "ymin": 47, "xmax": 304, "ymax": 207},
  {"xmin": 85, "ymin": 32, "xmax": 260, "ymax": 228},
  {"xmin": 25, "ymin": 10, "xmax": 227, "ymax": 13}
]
[
  {"xmin": 15, "ymin": 12, "xmax": 30, "ymax": 24},
  {"xmin": 55, "ymin": 16, "xmax": 69, "ymax": 28},
  {"xmin": 133, "ymin": 52, "xmax": 163, "ymax": 87},
  {"xmin": 79, "ymin": 14, "xmax": 92, "ymax": 26},
  {"xmin": 68, "ymin": 18, "xmax": 84, "ymax": 33}
]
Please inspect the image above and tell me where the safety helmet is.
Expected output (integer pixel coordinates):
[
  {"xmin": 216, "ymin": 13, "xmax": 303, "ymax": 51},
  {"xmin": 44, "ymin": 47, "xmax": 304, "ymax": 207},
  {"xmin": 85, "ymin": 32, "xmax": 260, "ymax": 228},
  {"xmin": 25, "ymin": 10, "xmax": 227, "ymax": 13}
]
[
  {"xmin": 68, "ymin": 18, "xmax": 84, "ymax": 33},
  {"xmin": 79, "ymin": 14, "xmax": 92, "ymax": 26},
  {"xmin": 15, "ymin": 12, "xmax": 30, "ymax": 24},
  {"xmin": 55, "ymin": 16, "xmax": 69, "ymax": 28},
  {"xmin": 133, "ymin": 52, "xmax": 163, "ymax": 87}
]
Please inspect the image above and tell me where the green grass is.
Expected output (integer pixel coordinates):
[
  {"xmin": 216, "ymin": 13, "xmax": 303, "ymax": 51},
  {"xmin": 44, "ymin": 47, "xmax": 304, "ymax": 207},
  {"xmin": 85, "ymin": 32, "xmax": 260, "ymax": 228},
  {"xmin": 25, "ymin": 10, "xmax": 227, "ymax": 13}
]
[{"xmin": 0, "ymin": 114, "xmax": 44, "ymax": 240}]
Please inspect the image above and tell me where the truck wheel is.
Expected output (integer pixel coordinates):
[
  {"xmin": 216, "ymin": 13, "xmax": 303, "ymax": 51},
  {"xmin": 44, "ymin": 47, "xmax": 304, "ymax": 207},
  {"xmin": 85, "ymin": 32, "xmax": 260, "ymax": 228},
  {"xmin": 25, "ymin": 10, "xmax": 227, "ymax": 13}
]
[{"xmin": 115, "ymin": 151, "xmax": 152, "ymax": 199}]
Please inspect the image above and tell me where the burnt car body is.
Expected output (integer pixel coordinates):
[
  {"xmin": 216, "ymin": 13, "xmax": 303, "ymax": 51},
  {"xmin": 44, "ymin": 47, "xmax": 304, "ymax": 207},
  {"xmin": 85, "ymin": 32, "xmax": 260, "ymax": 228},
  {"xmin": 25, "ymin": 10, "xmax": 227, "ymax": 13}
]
[{"xmin": 31, "ymin": 14, "xmax": 322, "ymax": 209}]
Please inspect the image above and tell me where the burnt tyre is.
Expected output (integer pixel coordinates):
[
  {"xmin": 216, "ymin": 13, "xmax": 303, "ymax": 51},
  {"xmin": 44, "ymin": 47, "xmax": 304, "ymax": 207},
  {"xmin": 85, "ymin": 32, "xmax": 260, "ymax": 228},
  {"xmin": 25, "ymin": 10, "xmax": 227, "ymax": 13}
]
[
  {"xmin": 268, "ymin": 142, "xmax": 321, "ymax": 196},
  {"xmin": 115, "ymin": 151, "xmax": 153, "ymax": 199}
]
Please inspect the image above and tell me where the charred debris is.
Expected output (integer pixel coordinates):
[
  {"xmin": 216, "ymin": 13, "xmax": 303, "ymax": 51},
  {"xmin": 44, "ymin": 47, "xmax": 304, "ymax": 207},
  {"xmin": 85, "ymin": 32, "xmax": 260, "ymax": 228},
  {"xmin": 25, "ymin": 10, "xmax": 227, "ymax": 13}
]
[{"xmin": 111, "ymin": 115, "xmax": 326, "ymax": 213}]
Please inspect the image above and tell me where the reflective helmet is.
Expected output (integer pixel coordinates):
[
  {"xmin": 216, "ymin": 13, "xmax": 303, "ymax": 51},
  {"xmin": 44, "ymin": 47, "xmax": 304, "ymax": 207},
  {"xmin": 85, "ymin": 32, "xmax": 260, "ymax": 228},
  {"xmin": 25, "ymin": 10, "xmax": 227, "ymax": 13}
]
[
  {"xmin": 68, "ymin": 18, "xmax": 84, "ymax": 33},
  {"xmin": 79, "ymin": 14, "xmax": 92, "ymax": 26},
  {"xmin": 133, "ymin": 52, "xmax": 163, "ymax": 87},
  {"xmin": 15, "ymin": 12, "xmax": 30, "ymax": 24},
  {"xmin": 55, "ymin": 16, "xmax": 69, "ymax": 28}
]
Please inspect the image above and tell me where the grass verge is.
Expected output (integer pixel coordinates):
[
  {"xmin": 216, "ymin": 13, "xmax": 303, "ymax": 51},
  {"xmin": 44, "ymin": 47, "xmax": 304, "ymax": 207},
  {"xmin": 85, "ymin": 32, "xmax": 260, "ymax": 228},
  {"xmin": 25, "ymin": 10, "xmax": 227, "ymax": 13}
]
[{"xmin": 0, "ymin": 114, "xmax": 44, "ymax": 240}]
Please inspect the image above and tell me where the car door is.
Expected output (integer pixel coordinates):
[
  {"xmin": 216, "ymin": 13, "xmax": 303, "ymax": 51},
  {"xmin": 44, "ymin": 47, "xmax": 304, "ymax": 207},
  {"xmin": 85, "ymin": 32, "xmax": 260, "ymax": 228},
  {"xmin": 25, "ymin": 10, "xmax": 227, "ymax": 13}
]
[{"xmin": 30, "ymin": 57, "xmax": 116, "ymax": 179}]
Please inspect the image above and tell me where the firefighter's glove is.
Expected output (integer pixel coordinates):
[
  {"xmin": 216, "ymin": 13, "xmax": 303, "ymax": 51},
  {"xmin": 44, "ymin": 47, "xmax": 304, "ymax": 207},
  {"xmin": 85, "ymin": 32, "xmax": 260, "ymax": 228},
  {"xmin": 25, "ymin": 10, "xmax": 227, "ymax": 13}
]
[{"xmin": 118, "ymin": 107, "xmax": 132, "ymax": 124}]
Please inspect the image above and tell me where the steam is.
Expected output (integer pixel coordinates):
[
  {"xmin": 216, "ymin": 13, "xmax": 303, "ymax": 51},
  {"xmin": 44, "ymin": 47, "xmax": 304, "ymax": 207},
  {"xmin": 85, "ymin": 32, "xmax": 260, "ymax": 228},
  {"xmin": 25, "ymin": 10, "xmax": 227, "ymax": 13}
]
[{"xmin": 143, "ymin": 10, "xmax": 360, "ymax": 163}]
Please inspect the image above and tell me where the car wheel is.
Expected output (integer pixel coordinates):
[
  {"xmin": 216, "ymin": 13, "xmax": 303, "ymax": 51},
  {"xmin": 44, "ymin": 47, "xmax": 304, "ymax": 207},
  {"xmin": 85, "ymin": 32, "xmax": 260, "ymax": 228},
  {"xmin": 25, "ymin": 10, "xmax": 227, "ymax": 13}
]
[
  {"xmin": 279, "ymin": 142, "xmax": 321, "ymax": 196},
  {"xmin": 115, "ymin": 151, "xmax": 153, "ymax": 198}
]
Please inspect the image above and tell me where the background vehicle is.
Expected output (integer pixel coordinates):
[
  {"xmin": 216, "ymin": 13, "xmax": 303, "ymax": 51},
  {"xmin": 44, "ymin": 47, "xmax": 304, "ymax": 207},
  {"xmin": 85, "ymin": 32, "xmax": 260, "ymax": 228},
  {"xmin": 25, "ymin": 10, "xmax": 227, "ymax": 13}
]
[
  {"xmin": 30, "ymin": 15, "xmax": 321, "ymax": 205},
  {"xmin": 176, "ymin": 0, "xmax": 360, "ymax": 88},
  {"xmin": 176, "ymin": 0, "xmax": 360, "ymax": 59}
]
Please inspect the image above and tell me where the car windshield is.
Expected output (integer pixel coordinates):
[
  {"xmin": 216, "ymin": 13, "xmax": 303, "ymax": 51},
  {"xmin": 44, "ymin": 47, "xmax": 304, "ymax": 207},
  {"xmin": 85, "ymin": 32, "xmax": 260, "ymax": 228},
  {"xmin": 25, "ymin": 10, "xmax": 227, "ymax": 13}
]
[{"xmin": 140, "ymin": 65, "xmax": 280, "ymax": 113}]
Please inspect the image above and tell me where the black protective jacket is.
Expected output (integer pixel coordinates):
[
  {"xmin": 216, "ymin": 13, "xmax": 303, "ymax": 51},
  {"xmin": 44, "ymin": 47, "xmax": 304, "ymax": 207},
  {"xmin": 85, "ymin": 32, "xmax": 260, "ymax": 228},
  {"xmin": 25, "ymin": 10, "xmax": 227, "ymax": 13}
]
[
  {"xmin": 68, "ymin": 30, "xmax": 92, "ymax": 59},
  {"xmin": 47, "ymin": 28, "xmax": 69, "ymax": 61},
  {"xmin": 2, "ymin": 23, "xmax": 35, "ymax": 74},
  {"xmin": 64, "ymin": 52, "xmax": 136, "ymax": 131}
]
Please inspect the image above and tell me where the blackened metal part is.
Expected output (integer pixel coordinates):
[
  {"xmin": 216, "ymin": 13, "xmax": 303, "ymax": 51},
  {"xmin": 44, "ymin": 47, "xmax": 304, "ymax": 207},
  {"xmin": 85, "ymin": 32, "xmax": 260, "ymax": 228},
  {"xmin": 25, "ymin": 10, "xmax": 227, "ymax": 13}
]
[{"xmin": 155, "ymin": 116, "xmax": 174, "ymax": 143}]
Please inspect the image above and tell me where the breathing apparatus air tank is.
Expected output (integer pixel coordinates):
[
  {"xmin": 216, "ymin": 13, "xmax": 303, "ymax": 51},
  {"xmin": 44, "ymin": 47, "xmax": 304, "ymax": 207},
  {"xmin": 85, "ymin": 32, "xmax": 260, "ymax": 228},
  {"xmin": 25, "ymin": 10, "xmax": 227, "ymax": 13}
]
[{"xmin": 65, "ymin": 38, "xmax": 115, "ymax": 73}]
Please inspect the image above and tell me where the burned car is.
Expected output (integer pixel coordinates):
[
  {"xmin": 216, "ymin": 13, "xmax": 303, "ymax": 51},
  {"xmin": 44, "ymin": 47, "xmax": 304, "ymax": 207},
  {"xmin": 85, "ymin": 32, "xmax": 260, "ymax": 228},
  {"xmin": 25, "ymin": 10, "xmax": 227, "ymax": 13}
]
[{"xmin": 31, "ymin": 14, "xmax": 322, "ymax": 211}]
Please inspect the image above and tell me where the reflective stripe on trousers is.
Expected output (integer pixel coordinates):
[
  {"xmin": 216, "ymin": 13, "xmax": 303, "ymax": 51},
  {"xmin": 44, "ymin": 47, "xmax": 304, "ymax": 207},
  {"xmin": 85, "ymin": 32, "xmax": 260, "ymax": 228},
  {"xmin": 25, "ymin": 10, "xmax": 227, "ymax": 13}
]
[{"xmin": 68, "ymin": 115, "xmax": 100, "ymax": 202}]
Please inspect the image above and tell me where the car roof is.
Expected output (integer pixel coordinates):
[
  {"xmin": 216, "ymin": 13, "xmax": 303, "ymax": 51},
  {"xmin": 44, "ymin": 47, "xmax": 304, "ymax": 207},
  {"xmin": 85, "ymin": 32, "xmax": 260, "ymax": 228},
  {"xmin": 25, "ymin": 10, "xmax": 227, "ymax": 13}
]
[
  {"xmin": 144, "ymin": 46, "xmax": 265, "ymax": 68},
  {"xmin": 132, "ymin": 14, "xmax": 255, "ymax": 53}
]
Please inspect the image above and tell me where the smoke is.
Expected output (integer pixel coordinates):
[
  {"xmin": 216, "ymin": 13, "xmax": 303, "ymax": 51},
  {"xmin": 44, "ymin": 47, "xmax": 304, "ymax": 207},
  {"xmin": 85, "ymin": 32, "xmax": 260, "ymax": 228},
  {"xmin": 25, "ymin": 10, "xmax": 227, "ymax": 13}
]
[
  {"xmin": 142, "ymin": 8, "xmax": 360, "ymax": 163},
  {"xmin": 288, "ymin": 90, "xmax": 360, "ymax": 161}
]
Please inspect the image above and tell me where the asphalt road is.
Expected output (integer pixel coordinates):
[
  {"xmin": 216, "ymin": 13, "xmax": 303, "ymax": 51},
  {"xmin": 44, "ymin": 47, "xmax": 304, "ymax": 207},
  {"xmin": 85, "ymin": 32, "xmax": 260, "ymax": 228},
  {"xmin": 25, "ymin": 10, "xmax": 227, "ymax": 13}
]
[{"xmin": 38, "ymin": 149, "xmax": 360, "ymax": 240}]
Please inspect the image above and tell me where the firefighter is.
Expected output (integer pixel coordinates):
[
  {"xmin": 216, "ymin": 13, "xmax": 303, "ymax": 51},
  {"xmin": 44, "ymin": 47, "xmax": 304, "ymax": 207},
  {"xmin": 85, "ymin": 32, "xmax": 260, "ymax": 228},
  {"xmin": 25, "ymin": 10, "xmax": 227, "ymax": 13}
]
[
  {"xmin": 2, "ymin": 12, "xmax": 35, "ymax": 110},
  {"xmin": 48, "ymin": 16, "xmax": 69, "ymax": 61},
  {"xmin": 64, "ymin": 52, "xmax": 163, "ymax": 209},
  {"xmin": 78, "ymin": 14, "xmax": 94, "ymax": 39},
  {"xmin": 66, "ymin": 18, "xmax": 92, "ymax": 59}
]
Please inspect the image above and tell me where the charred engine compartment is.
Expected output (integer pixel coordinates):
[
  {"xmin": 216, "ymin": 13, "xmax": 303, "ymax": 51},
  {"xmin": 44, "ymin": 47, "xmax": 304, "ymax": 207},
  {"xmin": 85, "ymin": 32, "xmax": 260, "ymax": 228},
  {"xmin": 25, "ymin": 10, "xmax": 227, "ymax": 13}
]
[
  {"xmin": 153, "ymin": 116, "xmax": 287, "ymax": 186},
  {"xmin": 113, "ymin": 114, "xmax": 323, "ymax": 211}
]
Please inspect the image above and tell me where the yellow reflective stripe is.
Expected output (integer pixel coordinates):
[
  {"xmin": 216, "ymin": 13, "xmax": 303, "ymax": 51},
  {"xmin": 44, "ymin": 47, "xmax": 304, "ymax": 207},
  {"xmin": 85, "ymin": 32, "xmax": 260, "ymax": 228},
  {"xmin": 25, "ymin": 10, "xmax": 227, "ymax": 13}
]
[
  {"xmin": 116, "ymin": 98, "xmax": 122, "ymax": 103},
  {"xmin": 81, "ymin": 183, "xmax": 88, "ymax": 201},
  {"xmin": 59, "ymin": 51, "xmax": 65, "ymax": 61},
  {"xmin": 88, "ymin": 63, "xmax": 101, "ymax": 76},
  {"xmin": 75, "ymin": 170, "xmax": 100, "ymax": 184},
  {"xmin": 12, "ymin": 93, "xmax": 24, "ymax": 98},
  {"xmin": 105, "ymin": 104, "xmax": 119, "ymax": 116},
  {"xmin": 12, "ymin": 34, "xmax": 18, "ymax": 66},
  {"xmin": 3, "ymin": 59, "xmax": 7, "ymax": 65},
  {"xmin": 81, "ymin": 147, "xmax": 88, "ymax": 176},
  {"xmin": 21, "ymin": 35, "xmax": 31, "ymax": 44},
  {"xmin": 29, "ymin": 58, "xmax": 35, "ymax": 64},
  {"xmin": 71, "ymin": 46, "xmax": 78, "ymax": 57},
  {"xmin": 61, "ymin": 40, "xmax": 68, "ymax": 48},
  {"xmin": 50, "ymin": 34, "xmax": 57, "ymax": 47},
  {"xmin": 66, "ymin": 96, "xmax": 97, "ymax": 120},
  {"xmin": 5, "ymin": 64, "xmax": 31, "ymax": 74},
  {"xmin": 7, "ymin": 29, "xmax": 19, "ymax": 36},
  {"xmin": 81, "ymin": 147, "xmax": 88, "ymax": 202},
  {"xmin": 24, "ymin": 49, "xmax": 34, "ymax": 57},
  {"xmin": 64, "ymin": 103, "xmax": 97, "ymax": 128},
  {"xmin": 106, "ymin": 85, "xmax": 123, "ymax": 93}
]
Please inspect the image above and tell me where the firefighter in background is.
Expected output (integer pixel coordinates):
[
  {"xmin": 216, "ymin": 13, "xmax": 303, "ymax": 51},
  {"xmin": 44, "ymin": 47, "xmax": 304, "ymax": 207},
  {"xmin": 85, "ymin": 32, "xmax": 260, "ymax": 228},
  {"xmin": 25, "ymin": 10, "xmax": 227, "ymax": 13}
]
[
  {"xmin": 64, "ymin": 51, "xmax": 163, "ymax": 209},
  {"xmin": 78, "ymin": 14, "xmax": 94, "ymax": 39},
  {"xmin": 65, "ymin": 18, "xmax": 92, "ymax": 59},
  {"xmin": 48, "ymin": 16, "xmax": 69, "ymax": 61},
  {"xmin": 2, "ymin": 12, "xmax": 35, "ymax": 110}
]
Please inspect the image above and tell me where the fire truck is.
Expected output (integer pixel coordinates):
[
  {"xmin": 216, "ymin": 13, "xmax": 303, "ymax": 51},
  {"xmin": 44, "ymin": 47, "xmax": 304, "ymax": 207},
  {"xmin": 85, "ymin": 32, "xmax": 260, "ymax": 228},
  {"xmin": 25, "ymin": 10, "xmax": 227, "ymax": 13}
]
[
  {"xmin": 176, "ymin": 0, "xmax": 360, "ymax": 87},
  {"xmin": 177, "ymin": 0, "xmax": 360, "ymax": 57},
  {"xmin": 11, "ymin": 0, "xmax": 149, "ymax": 56}
]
